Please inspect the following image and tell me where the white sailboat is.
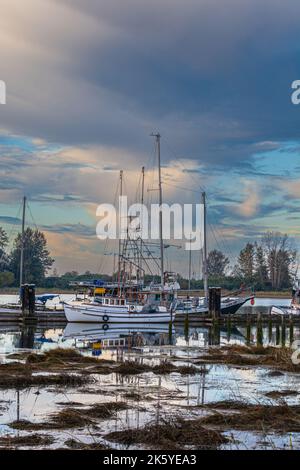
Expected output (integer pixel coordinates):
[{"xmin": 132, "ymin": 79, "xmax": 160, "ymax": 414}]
[{"xmin": 175, "ymin": 192, "xmax": 254, "ymax": 316}]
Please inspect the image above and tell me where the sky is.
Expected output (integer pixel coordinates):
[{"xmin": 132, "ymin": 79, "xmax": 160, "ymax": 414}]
[{"xmin": 1, "ymin": 0, "xmax": 300, "ymax": 277}]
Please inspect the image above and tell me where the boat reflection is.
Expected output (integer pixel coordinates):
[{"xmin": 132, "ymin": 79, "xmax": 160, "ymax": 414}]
[{"xmin": 63, "ymin": 322, "xmax": 172, "ymax": 350}]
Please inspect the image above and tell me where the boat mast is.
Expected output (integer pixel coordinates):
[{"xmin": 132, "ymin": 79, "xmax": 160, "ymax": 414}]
[
  {"xmin": 151, "ymin": 133, "xmax": 164, "ymax": 291},
  {"xmin": 117, "ymin": 170, "xmax": 123, "ymax": 297},
  {"xmin": 201, "ymin": 192, "xmax": 208, "ymax": 301},
  {"xmin": 188, "ymin": 234, "xmax": 192, "ymax": 292},
  {"xmin": 19, "ymin": 196, "xmax": 26, "ymax": 287},
  {"xmin": 138, "ymin": 166, "xmax": 145, "ymax": 284}
]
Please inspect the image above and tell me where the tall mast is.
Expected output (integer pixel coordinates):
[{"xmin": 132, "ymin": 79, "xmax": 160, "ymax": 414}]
[
  {"xmin": 151, "ymin": 133, "xmax": 164, "ymax": 290},
  {"xmin": 188, "ymin": 234, "xmax": 192, "ymax": 292},
  {"xmin": 138, "ymin": 166, "xmax": 145, "ymax": 284},
  {"xmin": 117, "ymin": 170, "xmax": 123, "ymax": 296},
  {"xmin": 201, "ymin": 192, "xmax": 208, "ymax": 301},
  {"xmin": 19, "ymin": 196, "xmax": 26, "ymax": 287}
]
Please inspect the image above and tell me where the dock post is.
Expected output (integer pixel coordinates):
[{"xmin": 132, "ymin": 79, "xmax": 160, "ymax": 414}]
[
  {"xmin": 21, "ymin": 284, "xmax": 37, "ymax": 324},
  {"xmin": 168, "ymin": 320, "xmax": 173, "ymax": 345},
  {"xmin": 184, "ymin": 314, "xmax": 189, "ymax": 343},
  {"xmin": 276, "ymin": 324, "xmax": 280, "ymax": 345},
  {"xmin": 268, "ymin": 315, "xmax": 272, "ymax": 343},
  {"xmin": 281, "ymin": 316, "xmax": 286, "ymax": 347},
  {"xmin": 212, "ymin": 320, "xmax": 220, "ymax": 345},
  {"xmin": 289, "ymin": 314, "xmax": 294, "ymax": 345},
  {"xmin": 209, "ymin": 287, "xmax": 221, "ymax": 320},
  {"xmin": 246, "ymin": 320, "xmax": 251, "ymax": 345},
  {"xmin": 226, "ymin": 316, "xmax": 232, "ymax": 342},
  {"xmin": 256, "ymin": 316, "xmax": 263, "ymax": 347}
]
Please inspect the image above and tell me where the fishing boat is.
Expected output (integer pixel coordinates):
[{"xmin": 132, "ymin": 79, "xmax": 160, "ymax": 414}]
[
  {"xmin": 64, "ymin": 300, "xmax": 170, "ymax": 323},
  {"xmin": 64, "ymin": 134, "xmax": 176, "ymax": 323}
]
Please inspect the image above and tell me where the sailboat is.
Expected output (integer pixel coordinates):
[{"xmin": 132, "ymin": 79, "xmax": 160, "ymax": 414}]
[
  {"xmin": 270, "ymin": 279, "xmax": 300, "ymax": 316},
  {"xmin": 174, "ymin": 192, "xmax": 254, "ymax": 317}
]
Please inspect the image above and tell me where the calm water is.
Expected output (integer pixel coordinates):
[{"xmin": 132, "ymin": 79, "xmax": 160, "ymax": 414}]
[{"xmin": 0, "ymin": 296, "xmax": 299, "ymax": 450}]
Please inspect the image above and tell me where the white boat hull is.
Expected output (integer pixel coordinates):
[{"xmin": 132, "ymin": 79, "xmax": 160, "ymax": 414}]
[
  {"xmin": 271, "ymin": 305, "xmax": 300, "ymax": 316},
  {"xmin": 64, "ymin": 303, "xmax": 171, "ymax": 323}
]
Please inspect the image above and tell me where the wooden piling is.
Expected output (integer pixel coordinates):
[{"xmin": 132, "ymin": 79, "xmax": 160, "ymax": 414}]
[
  {"xmin": 289, "ymin": 314, "xmax": 294, "ymax": 345},
  {"xmin": 184, "ymin": 314, "xmax": 189, "ymax": 342},
  {"xmin": 21, "ymin": 284, "xmax": 37, "ymax": 324},
  {"xmin": 208, "ymin": 287, "xmax": 221, "ymax": 319},
  {"xmin": 256, "ymin": 317, "xmax": 263, "ymax": 347},
  {"xmin": 281, "ymin": 316, "xmax": 286, "ymax": 347}
]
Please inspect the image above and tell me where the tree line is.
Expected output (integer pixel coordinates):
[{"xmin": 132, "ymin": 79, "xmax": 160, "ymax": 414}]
[
  {"xmin": 0, "ymin": 226, "xmax": 297, "ymax": 291},
  {"xmin": 205, "ymin": 231, "xmax": 297, "ymax": 291}
]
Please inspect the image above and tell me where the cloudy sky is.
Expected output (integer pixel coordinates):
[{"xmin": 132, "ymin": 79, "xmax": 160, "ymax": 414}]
[{"xmin": 1, "ymin": 0, "xmax": 300, "ymax": 276}]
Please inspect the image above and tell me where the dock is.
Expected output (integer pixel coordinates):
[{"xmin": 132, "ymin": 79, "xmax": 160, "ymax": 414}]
[{"xmin": 0, "ymin": 308, "xmax": 67, "ymax": 324}]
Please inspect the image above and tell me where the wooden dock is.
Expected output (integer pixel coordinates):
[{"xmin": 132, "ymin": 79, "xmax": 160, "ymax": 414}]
[
  {"xmin": 0, "ymin": 309, "xmax": 66, "ymax": 323},
  {"xmin": 174, "ymin": 312, "xmax": 300, "ymax": 325}
]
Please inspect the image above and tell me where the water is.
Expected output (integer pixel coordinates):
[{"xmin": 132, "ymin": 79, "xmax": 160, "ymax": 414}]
[{"xmin": 0, "ymin": 296, "xmax": 299, "ymax": 450}]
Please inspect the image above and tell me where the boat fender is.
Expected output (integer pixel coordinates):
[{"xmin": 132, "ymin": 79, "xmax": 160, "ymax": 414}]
[
  {"xmin": 250, "ymin": 298, "xmax": 255, "ymax": 306},
  {"xmin": 103, "ymin": 315, "xmax": 109, "ymax": 322}
]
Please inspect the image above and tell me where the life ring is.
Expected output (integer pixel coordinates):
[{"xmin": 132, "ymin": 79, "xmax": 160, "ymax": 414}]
[
  {"xmin": 102, "ymin": 323, "xmax": 109, "ymax": 330},
  {"xmin": 102, "ymin": 315, "xmax": 109, "ymax": 322}
]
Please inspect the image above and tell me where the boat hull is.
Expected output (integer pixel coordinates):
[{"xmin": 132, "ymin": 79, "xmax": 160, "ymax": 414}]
[
  {"xmin": 175, "ymin": 297, "xmax": 251, "ymax": 318},
  {"xmin": 271, "ymin": 305, "xmax": 300, "ymax": 316},
  {"xmin": 64, "ymin": 304, "xmax": 171, "ymax": 323}
]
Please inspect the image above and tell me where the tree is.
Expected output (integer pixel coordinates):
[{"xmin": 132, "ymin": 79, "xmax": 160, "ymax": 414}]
[
  {"xmin": 262, "ymin": 231, "xmax": 297, "ymax": 289},
  {"xmin": 9, "ymin": 228, "xmax": 54, "ymax": 285},
  {"xmin": 0, "ymin": 271, "xmax": 14, "ymax": 287},
  {"xmin": 254, "ymin": 243, "xmax": 269, "ymax": 289},
  {"xmin": 235, "ymin": 243, "xmax": 255, "ymax": 284},
  {"xmin": 0, "ymin": 227, "xmax": 9, "ymax": 271},
  {"xmin": 207, "ymin": 249, "xmax": 230, "ymax": 277}
]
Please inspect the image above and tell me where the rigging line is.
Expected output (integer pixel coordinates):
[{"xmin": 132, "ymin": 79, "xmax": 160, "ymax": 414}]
[
  {"xmin": 162, "ymin": 181, "xmax": 202, "ymax": 194},
  {"xmin": 97, "ymin": 173, "xmax": 120, "ymax": 274},
  {"xmin": 26, "ymin": 201, "xmax": 39, "ymax": 231},
  {"xmin": 162, "ymin": 138, "xmax": 208, "ymax": 193},
  {"xmin": 206, "ymin": 203, "xmax": 237, "ymax": 263}
]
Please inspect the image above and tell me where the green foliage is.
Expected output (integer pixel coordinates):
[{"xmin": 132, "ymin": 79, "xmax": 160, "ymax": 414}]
[
  {"xmin": 9, "ymin": 228, "xmax": 54, "ymax": 285},
  {"xmin": 207, "ymin": 249, "xmax": 230, "ymax": 277},
  {"xmin": 0, "ymin": 271, "xmax": 14, "ymax": 287}
]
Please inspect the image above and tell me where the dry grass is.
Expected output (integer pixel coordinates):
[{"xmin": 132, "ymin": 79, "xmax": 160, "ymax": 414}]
[
  {"xmin": 0, "ymin": 372, "xmax": 90, "ymax": 389},
  {"xmin": 64, "ymin": 439, "xmax": 109, "ymax": 450},
  {"xmin": 199, "ymin": 402, "xmax": 300, "ymax": 432},
  {"xmin": 10, "ymin": 401, "xmax": 128, "ymax": 431},
  {"xmin": 105, "ymin": 416, "xmax": 229, "ymax": 450},
  {"xmin": 264, "ymin": 390, "xmax": 298, "ymax": 399},
  {"xmin": 0, "ymin": 433, "xmax": 54, "ymax": 447},
  {"xmin": 196, "ymin": 345, "xmax": 300, "ymax": 372}
]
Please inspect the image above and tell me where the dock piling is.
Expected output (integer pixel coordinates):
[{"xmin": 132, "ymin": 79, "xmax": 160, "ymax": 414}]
[
  {"xmin": 21, "ymin": 284, "xmax": 37, "ymax": 324},
  {"xmin": 209, "ymin": 287, "xmax": 221, "ymax": 319}
]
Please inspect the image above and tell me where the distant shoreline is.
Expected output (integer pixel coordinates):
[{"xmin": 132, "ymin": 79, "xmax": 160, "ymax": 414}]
[{"xmin": 0, "ymin": 287, "xmax": 291, "ymax": 299}]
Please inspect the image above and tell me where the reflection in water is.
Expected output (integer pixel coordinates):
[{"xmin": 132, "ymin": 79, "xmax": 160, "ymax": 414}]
[{"xmin": 0, "ymin": 319, "xmax": 299, "ymax": 355}]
